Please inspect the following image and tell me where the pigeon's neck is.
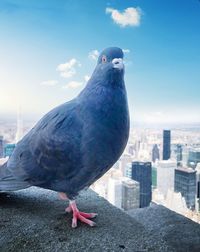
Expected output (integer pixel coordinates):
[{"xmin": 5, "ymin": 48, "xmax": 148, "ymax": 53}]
[
  {"xmin": 81, "ymin": 68, "xmax": 125, "ymax": 95},
  {"xmin": 78, "ymin": 79, "xmax": 125, "ymax": 103},
  {"xmin": 77, "ymin": 64, "xmax": 126, "ymax": 105}
]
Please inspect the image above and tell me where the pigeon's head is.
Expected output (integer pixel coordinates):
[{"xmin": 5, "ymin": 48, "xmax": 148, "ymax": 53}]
[
  {"xmin": 97, "ymin": 47, "xmax": 124, "ymax": 70},
  {"xmin": 93, "ymin": 47, "xmax": 125, "ymax": 85}
]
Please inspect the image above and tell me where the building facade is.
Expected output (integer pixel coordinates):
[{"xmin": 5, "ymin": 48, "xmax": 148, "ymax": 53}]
[
  {"xmin": 152, "ymin": 144, "xmax": 160, "ymax": 163},
  {"xmin": 4, "ymin": 143, "xmax": 16, "ymax": 157},
  {"xmin": 156, "ymin": 160, "xmax": 176, "ymax": 198},
  {"xmin": 121, "ymin": 178, "xmax": 140, "ymax": 210},
  {"xmin": 119, "ymin": 153, "xmax": 132, "ymax": 176},
  {"xmin": 176, "ymin": 144, "xmax": 183, "ymax": 162},
  {"xmin": 174, "ymin": 167, "xmax": 196, "ymax": 210},
  {"xmin": 196, "ymin": 164, "xmax": 200, "ymax": 212},
  {"xmin": 131, "ymin": 161, "xmax": 152, "ymax": 208},
  {"xmin": 163, "ymin": 130, "xmax": 171, "ymax": 160},
  {"xmin": 187, "ymin": 149, "xmax": 200, "ymax": 169},
  {"xmin": 152, "ymin": 165, "xmax": 157, "ymax": 188},
  {"xmin": 107, "ymin": 177, "xmax": 122, "ymax": 209}
]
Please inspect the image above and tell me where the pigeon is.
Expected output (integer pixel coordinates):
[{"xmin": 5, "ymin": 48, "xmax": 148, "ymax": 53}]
[{"xmin": 0, "ymin": 47, "xmax": 130, "ymax": 227}]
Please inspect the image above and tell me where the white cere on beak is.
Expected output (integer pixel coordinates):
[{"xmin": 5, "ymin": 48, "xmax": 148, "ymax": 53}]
[{"xmin": 112, "ymin": 58, "xmax": 124, "ymax": 70}]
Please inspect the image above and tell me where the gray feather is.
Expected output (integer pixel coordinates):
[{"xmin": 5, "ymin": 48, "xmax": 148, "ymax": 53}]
[{"xmin": 0, "ymin": 162, "xmax": 30, "ymax": 191}]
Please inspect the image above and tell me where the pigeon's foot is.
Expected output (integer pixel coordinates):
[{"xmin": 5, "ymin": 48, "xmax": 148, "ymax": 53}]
[
  {"xmin": 66, "ymin": 200, "xmax": 97, "ymax": 228},
  {"xmin": 58, "ymin": 192, "xmax": 69, "ymax": 200}
]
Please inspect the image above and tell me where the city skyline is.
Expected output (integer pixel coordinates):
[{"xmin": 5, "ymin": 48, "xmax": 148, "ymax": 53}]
[
  {"xmin": 1, "ymin": 112, "xmax": 200, "ymax": 222},
  {"xmin": 0, "ymin": 0, "xmax": 200, "ymax": 124}
]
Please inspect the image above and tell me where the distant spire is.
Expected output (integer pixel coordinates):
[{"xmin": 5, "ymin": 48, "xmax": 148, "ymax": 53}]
[{"xmin": 15, "ymin": 106, "xmax": 23, "ymax": 143}]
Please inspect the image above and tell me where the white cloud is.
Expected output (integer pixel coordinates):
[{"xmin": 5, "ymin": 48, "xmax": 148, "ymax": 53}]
[
  {"xmin": 57, "ymin": 58, "xmax": 81, "ymax": 78},
  {"xmin": 40, "ymin": 80, "xmax": 58, "ymax": 86},
  {"xmin": 122, "ymin": 49, "xmax": 130, "ymax": 53},
  {"xmin": 106, "ymin": 7, "xmax": 142, "ymax": 27},
  {"xmin": 62, "ymin": 81, "xmax": 83, "ymax": 89},
  {"xmin": 84, "ymin": 75, "xmax": 90, "ymax": 82},
  {"xmin": 88, "ymin": 50, "xmax": 99, "ymax": 61}
]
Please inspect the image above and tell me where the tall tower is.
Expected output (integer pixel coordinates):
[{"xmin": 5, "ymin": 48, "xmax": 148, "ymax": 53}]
[
  {"xmin": 107, "ymin": 177, "xmax": 122, "ymax": 209},
  {"xmin": 119, "ymin": 153, "xmax": 132, "ymax": 176},
  {"xmin": 152, "ymin": 144, "xmax": 160, "ymax": 163},
  {"xmin": 163, "ymin": 130, "xmax": 171, "ymax": 160},
  {"xmin": 176, "ymin": 144, "xmax": 183, "ymax": 163},
  {"xmin": 15, "ymin": 107, "xmax": 23, "ymax": 143},
  {"xmin": 156, "ymin": 160, "xmax": 176, "ymax": 198},
  {"xmin": 196, "ymin": 164, "xmax": 200, "ymax": 212},
  {"xmin": 174, "ymin": 167, "xmax": 196, "ymax": 210},
  {"xmin": 131, "ymin": 161, "xmax": 152, "ymax": 208}
]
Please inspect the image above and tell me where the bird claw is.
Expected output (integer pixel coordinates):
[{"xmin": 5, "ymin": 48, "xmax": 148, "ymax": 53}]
[
  {"xmin": 66, "ymin": 200, "xmax": 97, "ymax": 228},
  {"xmin": 72, "ymin": 212, "xmax": 96, "ymax": 228},
  {"xmin": 79, "ymin": 211, "xmax": 98, "ymax": 219},
  {"xmin": 65, "ymin": 205, "xmax": 72, "ymax": 213}
]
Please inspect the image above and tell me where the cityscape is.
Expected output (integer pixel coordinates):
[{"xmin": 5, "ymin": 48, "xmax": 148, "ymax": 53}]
[
  {"xmin": 91, "ymin": 126, "xmax": 200, "ymax": 224},
  {"xmin": 1, "ymin": 113, "xmax": 200, "ymax": 224}
]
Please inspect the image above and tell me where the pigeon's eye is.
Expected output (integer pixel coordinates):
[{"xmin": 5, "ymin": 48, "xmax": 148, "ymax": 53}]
[{"xmin": 102, "ymin": 55, "xmax": 107, "ymax": 63}]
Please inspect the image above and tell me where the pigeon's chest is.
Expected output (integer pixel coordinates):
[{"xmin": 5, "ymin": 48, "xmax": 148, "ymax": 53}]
[
  {"xmin": 100, "ymin": 94, "xmax": 128, "ymax": 133},
  {"xmin": 81, "ymin": 88, "xmax": 129, "ymax": 163}
]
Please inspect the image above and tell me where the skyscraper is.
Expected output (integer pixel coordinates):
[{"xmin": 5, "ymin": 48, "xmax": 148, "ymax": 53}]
[
  {"xmin": 0, "ymin": 136, "xmax": 4, "ymax": 158},
  {"xmin": 176, "ymin": 144, "xmax": 183, "ymax": 163},
  {"xmin": 121, "ymin": 178, "xmax": 139, "ymax": 210},
  {"xmin": 156, "ymin": 160, "xmax": 176, "ymax": 198},
  {"xmin": 151, "ymin": 165, "xmax": 157, "ymax": 188},
  {"xmin": 163, "ymin": 130, "xmax": 171, "ymax": 160},
  {"xmin": 15, "ymin": 107, "xmax": 24, "ymax": 143},
  {"xmin": 196, "ymin": 164, "xmax": 200, "ymax": 212},
  {"xmin": 174, "ymin": 167, "xmax": 196, "ymax": 210},
  {"xmin": 4, "ymin": 143, "xmax": 16, "ymax": 157},
  {"xmin": 131, "ymin": 162, "xmax": 152, "ymax": 208},
  {"xmin": 187, "ymin": 149, "xmax": 200, "ymax": 169},
  {"xmin": 127, "ymin": 144, "xmax": 134, "ymax": 156},
  {"xmin": 182, "ymin": 145, "xmax": 190, "ymax": 166},
  {"xmin": 152, "ymin": 144, "xmax": 160, "ymax": 163},
  {"xmin": 119, "ymin": 153, "xmax": 132, "ymax": 176},
  {"xmin": 107, "ymin": 177, "xmax": 122, "ymax": 209},
  {"xmin": 125, "ymin": 163, "xmax": 132, "ymax": 178}
]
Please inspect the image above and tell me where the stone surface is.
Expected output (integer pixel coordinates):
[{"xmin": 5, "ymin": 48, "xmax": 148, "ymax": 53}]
[
  {"xmin": 0, "ymin": 187, "xmax": 199, "ymax": 252},
  {"xmin": 128, "ymin": 204, "xmax": 200, "ymax": 252}
]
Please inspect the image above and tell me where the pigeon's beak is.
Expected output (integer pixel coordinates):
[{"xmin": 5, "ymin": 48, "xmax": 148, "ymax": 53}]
[{"xmin": 112, "ymin": 58, "xmax": 124, "ymax": 70}]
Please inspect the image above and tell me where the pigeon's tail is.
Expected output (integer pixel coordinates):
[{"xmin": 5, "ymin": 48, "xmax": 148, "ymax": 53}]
[{"xmin": 0, "ymin": 162, "xmax": 30, "ymax": 192}]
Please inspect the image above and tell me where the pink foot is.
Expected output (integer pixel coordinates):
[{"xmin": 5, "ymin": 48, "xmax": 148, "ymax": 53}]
[
  {"xmin": 66, "ymin": 200, "xmax": 97, "ymax": 228},
  {"xmin": 58, "ymin": 192, "xmax": 69, "ymax": 200}
]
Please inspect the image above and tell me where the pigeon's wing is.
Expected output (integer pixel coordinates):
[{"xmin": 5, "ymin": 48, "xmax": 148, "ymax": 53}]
[{"xmin": 7, "ymin": 99, "xmax": 82, "ymax": 186}]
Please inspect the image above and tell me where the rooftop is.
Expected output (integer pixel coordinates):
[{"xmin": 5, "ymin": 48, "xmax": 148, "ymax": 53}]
[
  {"xmin": 189, "ymin": 149, "xmax": 200, "ymax": 153},
  {"xmin": 121, "ymin": 177, "xmax": 139, "ymax": 187},
  {"xmin": 1, "ymin": 187, "xmax": 200, "ymax": 252},
  {"xmin": 156, "ymin": 159, "xmax": 177, "ymax": 167},
  {"xmin": 175, "ymin": 167, "xmax": 196, "ymax": 173}
]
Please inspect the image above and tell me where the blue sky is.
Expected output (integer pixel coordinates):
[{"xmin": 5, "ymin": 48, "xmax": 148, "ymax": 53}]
[{"xmin": 0, "ymin": 0, "xmax": 200, "ymax": 124}]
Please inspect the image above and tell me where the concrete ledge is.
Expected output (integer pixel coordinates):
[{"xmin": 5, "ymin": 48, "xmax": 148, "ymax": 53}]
[
  {"xmin": 128, "ymin": 204, "xmax": 200, "ymax": 252},
  {"xmin": 0, "ymin": 187, "xmax": 200, "ymax": 252}
]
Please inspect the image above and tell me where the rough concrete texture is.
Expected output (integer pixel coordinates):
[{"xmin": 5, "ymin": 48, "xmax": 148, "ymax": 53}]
[
  {"xmin": 0, "ymin": 187, "xmax": 199, "ymax": 252},
  {"xmin": 128, "ymin": 204, "xmax": 200, "ymax": 252}
]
